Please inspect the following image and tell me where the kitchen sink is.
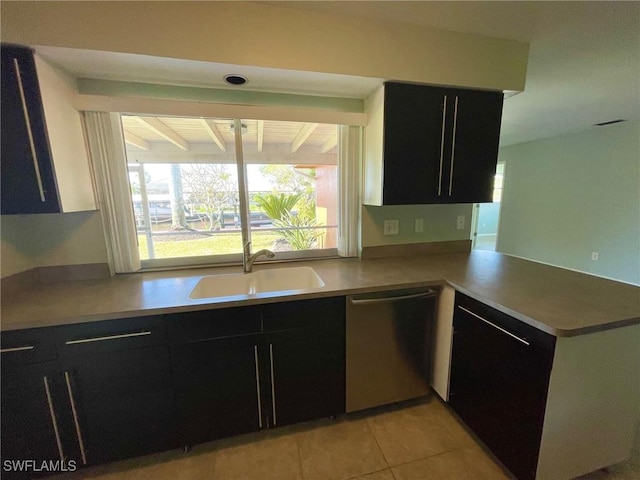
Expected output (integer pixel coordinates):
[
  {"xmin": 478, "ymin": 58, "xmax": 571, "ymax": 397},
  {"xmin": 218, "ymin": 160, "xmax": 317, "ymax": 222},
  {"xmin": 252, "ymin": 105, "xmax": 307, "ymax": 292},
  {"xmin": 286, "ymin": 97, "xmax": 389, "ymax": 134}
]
[{"xmin": 189, "ymin": 266, "xmax": 325, "ymax": 299}]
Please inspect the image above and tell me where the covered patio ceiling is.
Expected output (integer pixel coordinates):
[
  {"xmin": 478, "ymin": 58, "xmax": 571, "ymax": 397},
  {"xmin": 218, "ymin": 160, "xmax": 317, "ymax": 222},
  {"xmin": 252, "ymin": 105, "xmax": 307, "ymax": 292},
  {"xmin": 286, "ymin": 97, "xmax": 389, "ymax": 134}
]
[{"xmin": 122, "ymin": 116, "xmax": 339, "ymax": 165}]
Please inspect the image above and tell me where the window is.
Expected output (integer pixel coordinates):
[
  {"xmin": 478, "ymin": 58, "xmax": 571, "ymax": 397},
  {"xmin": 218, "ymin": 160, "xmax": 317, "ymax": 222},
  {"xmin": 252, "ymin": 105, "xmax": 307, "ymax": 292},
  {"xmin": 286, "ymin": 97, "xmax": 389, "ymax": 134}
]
[
  {"xmin": 493, "ymin": 162, "xmax": 505, "ymax": 202},
  {"xmin": 121, "ymin": 115, "xmax": 340, "ymax": 268}
]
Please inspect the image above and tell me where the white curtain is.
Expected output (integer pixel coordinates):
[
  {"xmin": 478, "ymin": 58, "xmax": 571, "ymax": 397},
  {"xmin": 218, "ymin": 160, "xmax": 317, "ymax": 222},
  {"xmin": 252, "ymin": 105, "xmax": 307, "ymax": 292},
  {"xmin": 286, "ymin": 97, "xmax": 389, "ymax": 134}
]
[
  {"xmin": 82, "ymin": 111, "xmax": 141, "ymax": 273},
  {"xmin": 338, "ymin": 125, "xmax": 362, "ymax": 257}
]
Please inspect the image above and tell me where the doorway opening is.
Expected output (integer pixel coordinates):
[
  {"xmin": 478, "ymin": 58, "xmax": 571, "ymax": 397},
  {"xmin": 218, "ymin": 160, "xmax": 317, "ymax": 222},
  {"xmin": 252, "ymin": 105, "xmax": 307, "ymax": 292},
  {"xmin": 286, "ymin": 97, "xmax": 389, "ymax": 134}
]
[{"xmin": 471, "ymin": 163, "xmax": 504, "ymax": 252}]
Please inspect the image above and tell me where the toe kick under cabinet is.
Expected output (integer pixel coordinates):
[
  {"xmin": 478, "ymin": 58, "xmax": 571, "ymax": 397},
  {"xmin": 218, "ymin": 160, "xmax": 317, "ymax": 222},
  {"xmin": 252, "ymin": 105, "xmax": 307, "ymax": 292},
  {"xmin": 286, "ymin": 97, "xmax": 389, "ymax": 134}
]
[{"xmin": 435, "ymin": 290, "xmax": 640, "ymax": 480}]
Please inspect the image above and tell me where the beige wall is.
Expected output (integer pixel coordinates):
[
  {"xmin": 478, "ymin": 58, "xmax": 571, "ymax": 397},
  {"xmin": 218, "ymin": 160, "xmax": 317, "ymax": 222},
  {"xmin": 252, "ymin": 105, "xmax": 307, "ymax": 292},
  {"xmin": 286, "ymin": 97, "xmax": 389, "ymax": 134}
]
[
  {"xmin": 0, "ymin": 1, "xmax": 528, "ymax": 92},
  {"xmin": 361, "ymin": 204, "xmax": 473, "ymax": 247},
  {"xmin": 1, "ymin": 212, "xmax": 109, "ymax": 278},
  {"xmin": 497, "ymin": 121, "xmax": 640, "ymax": 285},
  {"xmin": 0, "ymin": 1, "xmax": 526, "ymax": 276}
]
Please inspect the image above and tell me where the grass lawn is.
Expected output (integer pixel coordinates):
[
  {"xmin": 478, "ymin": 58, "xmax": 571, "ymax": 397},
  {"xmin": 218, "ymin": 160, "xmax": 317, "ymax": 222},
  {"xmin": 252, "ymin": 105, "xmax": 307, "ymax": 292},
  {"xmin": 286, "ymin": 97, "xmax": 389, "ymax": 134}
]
[{"xmin": 138, "ymin": 231, "xmax": 280, "ymax": 260}]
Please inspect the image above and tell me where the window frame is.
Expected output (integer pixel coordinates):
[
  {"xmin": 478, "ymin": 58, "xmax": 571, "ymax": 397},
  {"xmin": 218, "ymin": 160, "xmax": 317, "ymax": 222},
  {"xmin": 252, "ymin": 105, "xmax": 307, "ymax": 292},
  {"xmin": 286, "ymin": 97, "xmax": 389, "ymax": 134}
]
[{"xmin": 82, "ymin": 96, "xmax": 364, "ymax": 273}]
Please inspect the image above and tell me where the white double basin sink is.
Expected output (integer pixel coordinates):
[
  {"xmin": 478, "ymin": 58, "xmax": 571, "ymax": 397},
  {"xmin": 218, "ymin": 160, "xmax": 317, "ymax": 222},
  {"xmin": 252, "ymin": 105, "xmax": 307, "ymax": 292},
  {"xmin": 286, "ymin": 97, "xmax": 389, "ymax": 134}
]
[{"xmin": 189, "ymin": 266, "xmax": 325, "ymax": 299}]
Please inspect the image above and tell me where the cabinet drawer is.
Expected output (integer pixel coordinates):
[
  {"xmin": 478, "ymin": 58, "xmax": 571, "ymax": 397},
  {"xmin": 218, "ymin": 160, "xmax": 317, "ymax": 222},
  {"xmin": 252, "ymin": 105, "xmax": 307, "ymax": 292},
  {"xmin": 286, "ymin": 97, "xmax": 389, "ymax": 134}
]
[
  {"xmin": 166, "ymin": 306, "xmax": 261, "ymax": 344},
  {"xmin": 262, "ymin": 297, "xmax": 345, "ymax": 333},
  {"xmin": 55, "ymin": 316, "xmax": 167, "ymax": 358},
  {"xmin": 1, "ymin": 327, "xmax": 57, "ymax": 365},
  {"xmin": 455, "ymin": 292, "xmax": 555, "ymax": 354}
]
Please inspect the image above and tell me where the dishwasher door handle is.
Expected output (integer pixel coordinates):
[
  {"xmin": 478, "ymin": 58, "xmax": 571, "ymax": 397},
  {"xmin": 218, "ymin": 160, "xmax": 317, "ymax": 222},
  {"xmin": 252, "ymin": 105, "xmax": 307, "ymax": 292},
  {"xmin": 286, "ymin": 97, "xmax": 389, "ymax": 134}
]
[{"xmin": 349, "ymin": 290, "xmax": 437, "ymax": 306}]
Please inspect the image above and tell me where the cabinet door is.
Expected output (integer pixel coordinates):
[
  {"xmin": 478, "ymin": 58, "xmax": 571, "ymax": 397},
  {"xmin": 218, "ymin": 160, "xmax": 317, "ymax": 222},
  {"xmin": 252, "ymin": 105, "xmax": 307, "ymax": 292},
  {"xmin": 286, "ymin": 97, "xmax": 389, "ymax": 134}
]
[
  {"xmin": 1, "ymin": 361, "xmax": 67, "ymax": 473},
  {"xmin": 382, "ymin": 82, "xmax": 447, "ymax": 205},
  {"xmin": 445, "ymin": 89, "xmax": 503, "ymax": 204},
  {"xmin": 263, "ymin": 297, "xmax": 346, "ymax": 427},
  {"xmin": 170, "ymin": 334, "xmax": 264, "ymax": 446},
  {"xmin": 266, "ymin": 326, "xmax": 345, "ymax": 427},
  {"xmin": 55, "ymin": 316, "xmax": 175, "ymax": 466},
  {"xmin": 60, "ymin": 345, "xmax": 176, "ymax": 466},
  {"xmin": 1, "ymin": 45, "xmax": 60, "ymax": 214},
  {"xmin": 449, "ymin": 293, "xmax": 555, "ymax": 480}
]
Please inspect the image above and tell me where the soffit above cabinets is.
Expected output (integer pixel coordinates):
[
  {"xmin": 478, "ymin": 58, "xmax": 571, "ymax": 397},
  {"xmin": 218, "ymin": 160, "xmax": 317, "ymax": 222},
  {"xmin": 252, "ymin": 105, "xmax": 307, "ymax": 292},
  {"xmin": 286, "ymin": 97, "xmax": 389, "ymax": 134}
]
[{"xmin": 34, "ymin": 46, "xmax": 383, "ymax": 100}]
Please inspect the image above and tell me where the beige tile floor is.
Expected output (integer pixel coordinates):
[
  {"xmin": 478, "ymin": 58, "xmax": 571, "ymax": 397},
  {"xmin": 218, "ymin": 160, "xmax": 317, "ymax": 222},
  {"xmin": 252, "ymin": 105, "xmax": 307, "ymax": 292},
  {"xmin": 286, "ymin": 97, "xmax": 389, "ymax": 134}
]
[{"xmin": 52, "ymin": 395, "xmax": 640, "ymax": 480}]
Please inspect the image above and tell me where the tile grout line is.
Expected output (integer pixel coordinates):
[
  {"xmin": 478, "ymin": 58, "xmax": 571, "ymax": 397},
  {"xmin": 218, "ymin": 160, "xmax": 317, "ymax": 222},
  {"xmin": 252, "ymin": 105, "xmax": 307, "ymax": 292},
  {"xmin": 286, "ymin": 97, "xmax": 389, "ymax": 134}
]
[
  {"xmin": 342, "ymin": 466, "xmax": 396, "ymax": 480},
  {"xmin": 364, "ymin": 401, "xmax": 474, "ymax": 475},
  {"xmin": 294, "ymin": 430, "xmax": 306, "ymax": 480},
  {"xmin": 364, "ymin": 415, "xmax": 395, "ymax": 475}
]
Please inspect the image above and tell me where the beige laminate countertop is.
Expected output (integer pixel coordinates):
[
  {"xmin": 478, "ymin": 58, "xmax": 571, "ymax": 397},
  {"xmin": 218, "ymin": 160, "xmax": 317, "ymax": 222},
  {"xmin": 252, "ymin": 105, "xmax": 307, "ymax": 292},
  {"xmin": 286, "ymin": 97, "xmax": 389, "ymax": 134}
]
[{"xmin": 2, "ymin": 251, "xmax": 639, "ymax": 336}]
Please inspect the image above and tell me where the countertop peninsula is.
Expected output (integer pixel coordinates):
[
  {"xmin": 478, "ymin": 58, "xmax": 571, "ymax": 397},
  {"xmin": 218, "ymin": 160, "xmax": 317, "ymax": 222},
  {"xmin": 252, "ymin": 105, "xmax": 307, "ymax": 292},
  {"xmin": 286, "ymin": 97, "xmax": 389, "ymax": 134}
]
[{"xmin": 2, "ymin": 251, "xmax": 639, "ymax": 336}]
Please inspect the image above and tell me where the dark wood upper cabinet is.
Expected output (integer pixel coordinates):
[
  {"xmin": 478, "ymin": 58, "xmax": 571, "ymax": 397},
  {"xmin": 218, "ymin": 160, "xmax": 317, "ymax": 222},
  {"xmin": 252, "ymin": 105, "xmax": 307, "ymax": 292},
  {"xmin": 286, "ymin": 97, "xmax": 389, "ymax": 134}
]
[
  {"xmin": 364, "ymin": 81, "xmax": 503, "ymax": 205},
  {"xmin": 445, "ymin": 88, "xmax": 504, "ymax": 204},
  {"xmin": 1, "ymin": 45, "xmax": 60, "ymax": 214},
  {"xmin": 1, "ymin": 44, "xmax": 96, "ymax": 215}
]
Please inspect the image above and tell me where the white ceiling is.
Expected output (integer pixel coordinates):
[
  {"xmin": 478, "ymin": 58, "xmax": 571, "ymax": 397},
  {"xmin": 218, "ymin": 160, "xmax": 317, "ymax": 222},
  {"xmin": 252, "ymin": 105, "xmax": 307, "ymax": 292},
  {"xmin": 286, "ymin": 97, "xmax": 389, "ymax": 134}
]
[
  {"xmin": 269, "ymin": 1, "xmax": 640, "ymax": 146},
  {"xmin": 37, "ymin": 1, "xmax": 639, "ymax": 147}
]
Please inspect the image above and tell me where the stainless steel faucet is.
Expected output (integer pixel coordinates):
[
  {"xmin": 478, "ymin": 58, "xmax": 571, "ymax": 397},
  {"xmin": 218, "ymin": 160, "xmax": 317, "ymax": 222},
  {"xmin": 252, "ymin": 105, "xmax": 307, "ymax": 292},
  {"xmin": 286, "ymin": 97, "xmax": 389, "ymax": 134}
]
[{"xmin": 243, "ymin": 241, "xmax": 275, "ymax": 273}]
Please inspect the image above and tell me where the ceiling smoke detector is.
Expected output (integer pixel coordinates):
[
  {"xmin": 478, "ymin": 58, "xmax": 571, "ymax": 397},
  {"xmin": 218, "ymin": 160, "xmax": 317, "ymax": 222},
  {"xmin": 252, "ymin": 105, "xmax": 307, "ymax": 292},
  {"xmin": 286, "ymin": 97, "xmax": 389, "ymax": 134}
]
[{"xmin": 224, "ymin": 74, "xmax": 248, "ymax": 86}]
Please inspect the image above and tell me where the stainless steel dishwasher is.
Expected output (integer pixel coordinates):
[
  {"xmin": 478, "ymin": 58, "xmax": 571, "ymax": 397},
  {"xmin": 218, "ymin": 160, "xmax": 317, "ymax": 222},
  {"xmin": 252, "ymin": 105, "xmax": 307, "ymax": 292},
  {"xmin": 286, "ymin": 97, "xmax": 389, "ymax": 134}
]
[{"xmin": 346, "ymin": 287, "xmax": 437, "ymax": 413}]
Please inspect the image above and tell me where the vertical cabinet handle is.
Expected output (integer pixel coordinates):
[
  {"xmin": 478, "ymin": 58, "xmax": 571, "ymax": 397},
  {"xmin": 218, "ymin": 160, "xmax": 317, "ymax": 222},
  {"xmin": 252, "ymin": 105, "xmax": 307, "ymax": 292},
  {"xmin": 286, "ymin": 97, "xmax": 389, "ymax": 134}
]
[
  {"xmin": 13, "ymin": 57, "xmax": 46, "ymax": 202},
  {"xmin": 64, "ymin": 372, "xmax": 88, "ymax": 465},
  {"xmin": 449, "ymin": 96, "xmax": 459, "ymax": 196},
  {"xmin": 43, "ymin": 376, "xmax": 65, "ymax": 462},
  {"xmin": 269, "ymin": 344, "xmax": 277, "ymax": 426},
  {"xmin": 437, "ymin": 95, "xmax": 448, "ymax": 196},
  {"xmin": 253, "ymin": 345, "xmax": 263, "ymax": 428}
]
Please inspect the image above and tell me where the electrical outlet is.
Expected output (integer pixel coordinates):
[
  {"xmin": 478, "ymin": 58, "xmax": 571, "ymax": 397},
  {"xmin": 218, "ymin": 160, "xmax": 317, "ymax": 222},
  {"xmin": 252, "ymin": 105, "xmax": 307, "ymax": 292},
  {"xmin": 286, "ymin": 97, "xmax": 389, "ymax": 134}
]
[
  {"xmin": 415, "ymin": 218, "xmax": 424, "ymax": 233},
  {"xmin": 591, "ymin": 252, "xmax": 599, "ymax": 261},
  {"xmin": 456, "ymin": 215, "xmax": 466, "ymax": 230},
  {"xmin": 384, "ymin": 219, "xmax": 399, "ymax": 235}
]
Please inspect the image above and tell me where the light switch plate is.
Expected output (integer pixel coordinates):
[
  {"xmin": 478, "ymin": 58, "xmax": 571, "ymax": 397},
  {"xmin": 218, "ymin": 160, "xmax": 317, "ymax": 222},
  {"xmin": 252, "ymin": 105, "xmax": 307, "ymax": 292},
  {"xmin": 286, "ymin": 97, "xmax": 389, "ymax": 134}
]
[
  {"xmin": 456, "ymin": 215, "xmax": 465, "ymax": 230},
  {"xmin": 415, "ymin": 218, "xmax": 424, "ymax": 233},
  {"xmin": 384, "ymin": 220, "xmax": 399, "ymax": 235}
]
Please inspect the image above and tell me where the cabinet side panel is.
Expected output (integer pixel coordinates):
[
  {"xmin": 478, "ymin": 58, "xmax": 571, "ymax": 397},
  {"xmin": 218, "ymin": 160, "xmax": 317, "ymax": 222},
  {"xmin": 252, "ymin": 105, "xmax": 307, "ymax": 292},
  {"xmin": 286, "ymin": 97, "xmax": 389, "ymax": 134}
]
[
  {"xmin": 537, "ymin": 325, "xmax": 640, "ymax": 480},
  {"xmin": 363, "ymin": 85, "xmax": 384, "ymax": 206},
  {"xmin": 35, "ymin": 54, "xmax": 97, "ymax": 212},
  {"xmin": 431, "ymin": 285, "xmax": 454, "ymax": 401}
]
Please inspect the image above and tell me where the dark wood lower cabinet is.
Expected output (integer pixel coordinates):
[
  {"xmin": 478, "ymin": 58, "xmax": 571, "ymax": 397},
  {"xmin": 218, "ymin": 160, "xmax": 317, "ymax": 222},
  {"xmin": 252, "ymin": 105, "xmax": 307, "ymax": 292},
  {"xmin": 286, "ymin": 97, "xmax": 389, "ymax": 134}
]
[
  {"xmin": 266, "ymin": 323, "xmax": 345, "ymax": 427},
  {"xmin": 1, "ymin": 361, "xmax": 67, "ymax": 477},
  {"xmin": 2, "ymin": 296, "xmax": 347, "ymax": 472},
  {"xmin": 168, "ymin": 297, "xmax": 346, "ymax": 447},
  {"xmin": 170, "ymin": 334, "xmax": 263, "ymax": 445},
  {"xmin": 60, "ymin": 346, "xmax": 176, "ymax": 465},
  {"xmin": 449, "ymin": 293, "xmax": 556, "ymax": 480}
]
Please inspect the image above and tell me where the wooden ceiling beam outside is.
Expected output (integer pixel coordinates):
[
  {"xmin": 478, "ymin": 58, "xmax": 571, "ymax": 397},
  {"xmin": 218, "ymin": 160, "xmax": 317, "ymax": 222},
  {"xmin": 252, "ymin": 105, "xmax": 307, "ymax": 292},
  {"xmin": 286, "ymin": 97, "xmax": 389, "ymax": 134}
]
[
  {"xmin": 124, "ymin": 131, "xmax": 150, "ymax": 151},
  {"xmin": 320, "ymin": 132, "xmax": 338, "ymax": 153},
  {"xmin": 133, "ymin": 116, "xmax": 190, "ymax": 151},
  {"xmin": 256, "ymin": 120, "xmax": 264, "ymax": 152},
  {"xmin": 200, "ymin": 119, "xmax": 227, "ymax": 151},
  {"xmin": 290, "ymin": 123, "xmax": 319, "ymax": 153}
]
